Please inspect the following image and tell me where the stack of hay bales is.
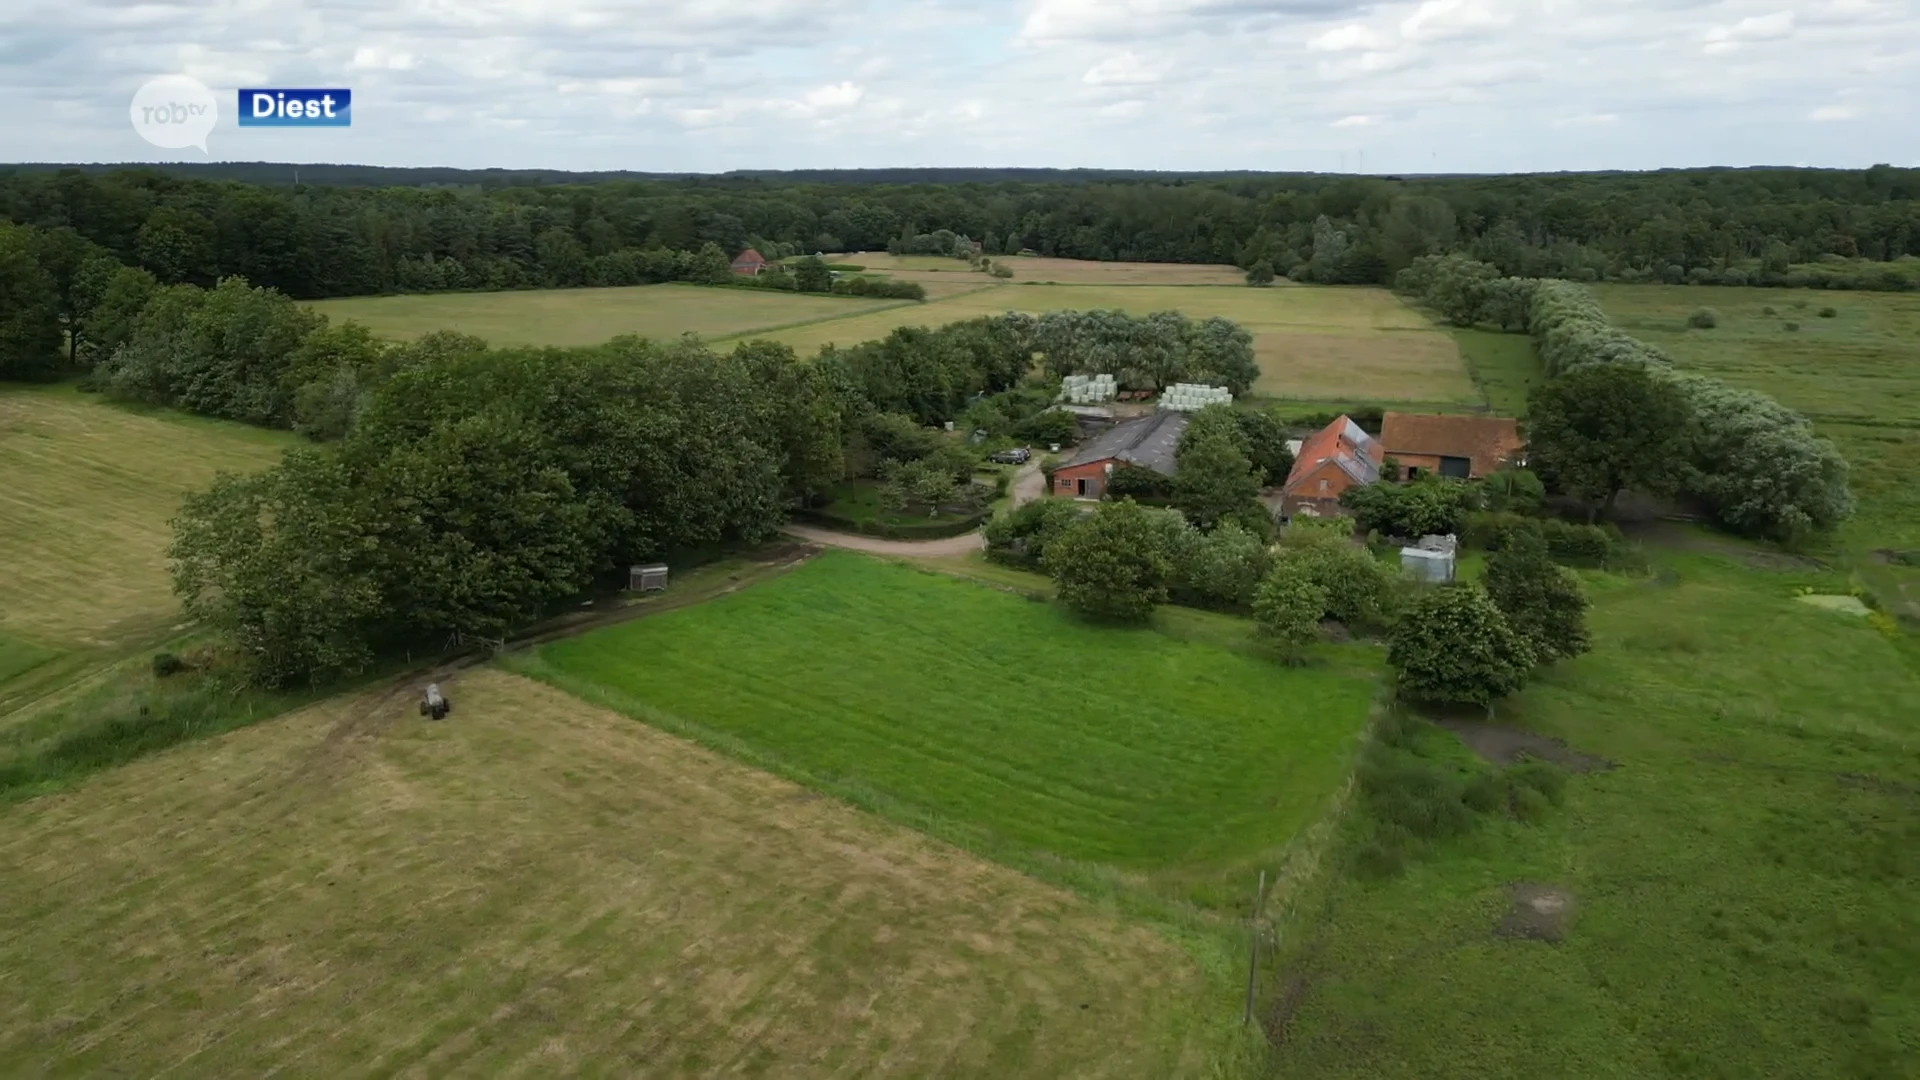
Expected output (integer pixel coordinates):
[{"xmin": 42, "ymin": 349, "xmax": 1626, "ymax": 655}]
[
  {"xmin": 1156, "ymin": 383, "xmax": 1233, "ymax": 411},
  {"xmin": 1059, "ymin": 373, "xmax": 1118, "ymax": 404}
]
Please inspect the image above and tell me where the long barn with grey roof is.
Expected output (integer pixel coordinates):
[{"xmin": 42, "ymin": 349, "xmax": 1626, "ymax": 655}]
[{"xmin": 1049, "ymin": 410, "xmax": 1189, "ymax": 500}]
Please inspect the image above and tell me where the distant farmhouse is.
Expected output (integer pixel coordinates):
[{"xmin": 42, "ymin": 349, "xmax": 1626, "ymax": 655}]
[
  {"xmin": 1051, "ymin": 411, "xmax": 1188, "ymax": 500},
  {"xmin": 1378, "ymin": 412, "xmax": 1523, "ymax": 480},
  {"xmin": 730, "ymin": 248, "xmax": 771, "ymax": 276},
  {"xmin": 1280, "ymin": 416, "xmax": 1384, "ymax": 519}
]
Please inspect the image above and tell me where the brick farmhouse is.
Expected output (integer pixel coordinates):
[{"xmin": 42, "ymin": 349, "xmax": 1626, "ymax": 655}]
[
  {"xmin": 730, "ymin": 248, "xmax": 770, "ymax": 276},
  {"xmin": 1278, "ymin": 416, "xmax": 1384, "ymax": 519},
  {"xmin": 1051, "ymin": 410, "xmax": 1188, "ymax": 500}
]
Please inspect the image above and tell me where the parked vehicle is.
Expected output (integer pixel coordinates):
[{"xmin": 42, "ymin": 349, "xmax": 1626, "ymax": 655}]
[{"xmin": 989, "ymin": 447, "xmax": 1032, "ymax": 465}]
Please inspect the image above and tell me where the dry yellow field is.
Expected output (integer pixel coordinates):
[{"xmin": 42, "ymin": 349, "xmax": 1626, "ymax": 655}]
[
  {"xmin": 738, "ymin": 282, "xmax": 1475, "ymax": 404},
  {"xmin": 0, "ymin": 668, "xmax": 1224, "ymax": 1076},
  {"xmin": 0, "ymin": 389, "xmax": 290, "ymax": 648}
]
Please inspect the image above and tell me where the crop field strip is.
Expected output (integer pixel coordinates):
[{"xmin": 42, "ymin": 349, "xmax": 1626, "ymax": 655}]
[
  {"xmin": 0, "ymin": 667, "xmax": 1224, "ymax": 1077},
  {"xmin": 305, "ymin": 281, "xmax": 905, "ymax": 348},
  {"xmin": 513, "ymin": 551, "xmax": 1379, "ymax": 912},
  {"xmin": 0, "ymin": 388, "xmax": 291, "ymax": 648}
]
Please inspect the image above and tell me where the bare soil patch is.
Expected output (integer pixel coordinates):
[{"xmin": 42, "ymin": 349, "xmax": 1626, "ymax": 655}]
[
  {"xmin": 1493, "ymin": 884, "xmax": 1578, "ymax": 943},
  {"xmin": 1438, "ymin": 720, "xmax": 1615, "ymax": 773}
]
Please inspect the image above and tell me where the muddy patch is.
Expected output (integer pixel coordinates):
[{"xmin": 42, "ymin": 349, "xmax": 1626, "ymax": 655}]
[
  {"xmin": 1438, "ymin": 720, "xmax": 1615, "ymax": 773},
  {"xmin": 1494, "ymin": 884, "xmax": 1577, "ymax": 943}
]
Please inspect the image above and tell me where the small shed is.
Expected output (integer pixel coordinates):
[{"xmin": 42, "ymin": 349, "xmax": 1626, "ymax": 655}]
[
  {"xmin": 629, "ymin": 563, "xmax": 670, "ymax": 591},
  {"xmin": 1400, "ymin": 544, "xmax": 1455, "ymax": 583}
]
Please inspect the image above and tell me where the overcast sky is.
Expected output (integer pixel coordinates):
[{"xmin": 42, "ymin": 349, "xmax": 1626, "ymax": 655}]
[{"xmin": 3, "ymin": 0, "xmax": 1916, "ymax": 173}]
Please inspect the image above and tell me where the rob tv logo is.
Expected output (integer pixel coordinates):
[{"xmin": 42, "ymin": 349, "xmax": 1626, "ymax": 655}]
[{"xmin": 238, "ymin": 88, "xmax": 352, "ymax": 127}]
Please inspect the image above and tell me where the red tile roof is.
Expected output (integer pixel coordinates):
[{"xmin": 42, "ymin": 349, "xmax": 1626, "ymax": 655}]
[
  {"xmin": 1283, "ymin": 416, "xmax": 1384, "ymax": 494},
  {"xmin": 731, "ymin": 248, "xmax": 767, "ymax": 268},
  {"xmin": 1379, "ymin": 412, "xmax": 1523, "ymax": 477}
]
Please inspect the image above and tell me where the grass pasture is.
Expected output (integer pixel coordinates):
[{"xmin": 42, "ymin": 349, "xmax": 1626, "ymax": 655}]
[
  {"xmin": 306, "ymin": 282, "xmax": 906, "ymax": 348},
  {"xmin": 1268, "ymin": 548, "xmax": 1920, "ymax": 1079},
  {"xmin": 1594, "ymin": 285, "xmax": 1920, "ymax": 618},
  {"xmin": 0, "ymin": 387, "xmax": 290, "ymax": 650},
  {"xmin": 513, "ymin": 551, "xmax": 1379, "ymax": 913},
  {"xmin": 0, "ymin": 667, "xmax": 1227, "ymax": 1076}
]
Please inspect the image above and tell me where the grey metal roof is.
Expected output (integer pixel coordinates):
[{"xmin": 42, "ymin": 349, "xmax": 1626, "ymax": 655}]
[{"xmin": 1060, "ymin": 410, "xmax": 1189, "ymax": 475}]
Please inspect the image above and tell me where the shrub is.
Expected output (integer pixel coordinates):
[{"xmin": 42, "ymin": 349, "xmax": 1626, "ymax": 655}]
[
  {"xmin": 983, "ymin": 497, "xmax": 1081, "ymax": 568},
  {"xmin": 1341, "ymin": 475, "xmax": 1479, "ymax": 538},
  {"xmin": 1270, "ymin": 533, "xmax": 1399, "ymax": 631},
  {"xmin": 152, "ymin": 652, "xmax": 186, "ymax": 677},
  {"xmin": 1687, "ymin": 307, "xmax": 1718, "ymax": 329},
  {"xmin": 1818, "ymin": 306, "xmax": 1838, "ymax": 318},
  {"xmin": 1180, "ymin": 520, "xmax": 1273, "ymax": 611},
  {"xmin": 1014, "ymin": 408, "xmax": 1079, "ymax": 448},
  {"xmin": 1106, "ymin": 463, "xmax": 1173, "ymax": 499},
  {"xmin": 1481, "ymin": 467, "xmax": 1545, "ymax": 515},
  {"xmin": 1784, "ymin": 320, "xmax": 1801, "ymax": 332},
  {"xmin": 1387, "ymin": 584, "xmax": 1536, "ymax": 712},
  {"xmin": 1042, "ymin": 499, "xmax": 1176, "ymax": 622},
  {"xmin": 1252, "ymin": 565, "xmax": 1327, "ymax": 662},
  {"xmin": 1762, "ymin": 305, "xmax": 1777, "ymax": 316}
]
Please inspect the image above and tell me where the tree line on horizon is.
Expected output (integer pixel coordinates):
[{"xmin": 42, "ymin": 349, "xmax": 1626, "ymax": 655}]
[{"xmin": 0, "ymin": 163, "xmax": 1917, "ymax": 304}]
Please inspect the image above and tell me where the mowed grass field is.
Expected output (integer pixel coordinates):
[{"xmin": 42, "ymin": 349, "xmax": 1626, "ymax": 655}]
[
  {"xmin": 1593, "ymin": 285, "xmax": 1920, "ymax": 616},
  {"xmin": 846, "ymin": 251, "xmax": 1249, "ymax": 285},
  {"xmin": 310, "ymin": 261, "xmax": 1479, "ymax": 407},
  {"xmin": 1269, "ymin": 547, "xmax": 1920, "ymax": 1079},
  {"xmin": 0, "ymin": 666, "xmax": 1227, "ymax": 1076},
  {"xmin": 0, "ymin": 387, "xmax": 290, "ymax": 651},
  {"xmin": 306, "ymin": 282, "xmax": 908, "ymax": 348},
  {"xmin": 512, "ymin": 551, "xmax": 1379, "ymax": 913},
  {"xmin": 744, "ymin": 282, "xmax": 1475, "ymax": 405}
]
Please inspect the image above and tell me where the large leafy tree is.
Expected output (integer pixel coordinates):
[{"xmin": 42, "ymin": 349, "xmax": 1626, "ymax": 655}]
[
  {"xmin": 1388, "ymin": 585, "xmax": 1536, "ymax": 715},
  {"xmin": 1176, "ymin": 519, "xmax": 1272, "ymax": 611},
  {"xmin": 1483, "ymin": 527, "xmax": 1591, "ymax": 662},
  {"xmin": 1340, "ymin": 475, "xmax": 1479, "ymax": 537},
  {"xmin": 1173, "ymin": 421, "xmax": 1265, "ymax": 532},
  {"xmin": 1043, "ymin": 499, "xmax": 1175, "ymax": 623},
  {"xmin": 1271, "ymin": 531, "xmax": 1399, "ymax": 631},
  {"xmin": 1526, "ymin": 362, "xmax": 1691, "ymax": 521},
  {"xmin": 0, "ymin": 222, "xmax": 63, "ymax": 380}
]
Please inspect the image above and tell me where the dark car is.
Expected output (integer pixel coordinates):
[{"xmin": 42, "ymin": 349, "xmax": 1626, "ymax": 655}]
[{"xmin": 989, "ymin": 447, "xmax": 1031, "ymax": 465}]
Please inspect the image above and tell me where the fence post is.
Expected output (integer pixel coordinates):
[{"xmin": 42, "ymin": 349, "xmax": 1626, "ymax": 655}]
[{"xmin": 1242, "ymin": 869, "xmax": 1268, "ymax": 1027}]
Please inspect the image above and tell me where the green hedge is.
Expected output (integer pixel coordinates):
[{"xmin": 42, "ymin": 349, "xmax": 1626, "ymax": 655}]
[
  {"xmin": 1463, "ymin": 512, "xmax": 1633, "ymax": 568},
  {"xmin": 789, "ymin": 508, "xmax": 987, "ymax": 541}
]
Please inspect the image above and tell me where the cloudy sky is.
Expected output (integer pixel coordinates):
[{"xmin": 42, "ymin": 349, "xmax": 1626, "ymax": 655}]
[{"xmin": 3, "ymin": 0, "xmax": 1916, "ymax": 173}]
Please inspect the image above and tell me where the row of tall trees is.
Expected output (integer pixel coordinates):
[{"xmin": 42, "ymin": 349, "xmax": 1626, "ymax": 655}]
[
  {"xmin": 1396, "ymin": 255, "xmax": 1854, "ymax": 541},
  {"xmin": 3, "ymin": 165, "xmax": 1917, "ymax": 301}
]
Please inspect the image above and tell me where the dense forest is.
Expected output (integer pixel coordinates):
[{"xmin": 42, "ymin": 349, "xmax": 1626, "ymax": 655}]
[{"xmin": 1, "ymin": 164, "xmax": 1917, "ymax": 303}]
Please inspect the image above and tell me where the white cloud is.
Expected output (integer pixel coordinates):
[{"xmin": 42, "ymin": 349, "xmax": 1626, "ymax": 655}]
[
  {"xmin": 1401, "ymin": 0, "xmax": 1508, "ymax": 41},
  {"xmin": 1703, "ymin": 10, "xmax": 1796, "ymax": 53},
  {"xmin": 1310, "ymin": 24, "xmax": 1386, "ymax": 51},
  {"xmin": 1083, "ymin": 50, "xmax": 1162, "ymax": 84},
  {"xmin": 0, "ymin": 0, "xmax": 1912, "ymax": 171},
  {"xmin": 802, "ymin": 81, "xmax": 863, "ymax": 110}
]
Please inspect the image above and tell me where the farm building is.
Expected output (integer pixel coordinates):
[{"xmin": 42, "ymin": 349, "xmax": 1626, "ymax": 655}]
[
  {"xmin": 1380, "ymin": 412, "xmax": 1523, "ymax": 480},
  {"xmin": 730, "ymin": 248, "xmax": 771, "ymax": 276},
  {"xmin": 1280, "ymin": 415, "xmax": 1385, "ymax": 519},
  {"xmin": 1051, "ymin": 410, "xmax": 1188, "ymax": 500}
]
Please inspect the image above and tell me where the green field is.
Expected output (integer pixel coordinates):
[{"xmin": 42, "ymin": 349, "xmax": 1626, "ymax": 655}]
[
  {"xmin": 1267, "ymin": 545, "xmax": 1920, "ymax": 1078},
  {"xmin": 0, "ymin": 667, "xmax": 1228, "ymax": 1076},
  {"xmin": 1593, "ymin": 285, "xmax": 1920, "ymax": 617},
  {"xmin": 513, "ymin": 550, "xmax": 1378, "ymax": 912},
  {"xmin": 305, "ymin": 282, "xmax": 908, "ymax": 348},
  {"xmin": 0, "ymin": 387, "xmax": 291, "ymax": 652}
]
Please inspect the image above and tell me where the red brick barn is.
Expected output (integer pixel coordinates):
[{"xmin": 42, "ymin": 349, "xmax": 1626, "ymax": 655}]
[
  {"xmin": 1051, "ymin": 410, "xmax": 1188, "ymax": 500},
  {"xmin": 1279, "ymin": 415, "xmax": 1384, "ymax": 519},
  {"xmin": 730, "ymin": 248, "xmax": 769, "ymax": 276},
  {"xmin": 1379, "ymin": 412, "xmax": 1523, "ymax": 480}
]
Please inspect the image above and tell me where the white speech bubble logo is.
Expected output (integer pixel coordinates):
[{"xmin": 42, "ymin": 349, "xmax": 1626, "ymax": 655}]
[{"xmin": 130, "ymin": 75, "xmax": 218, "ymax": 153}]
